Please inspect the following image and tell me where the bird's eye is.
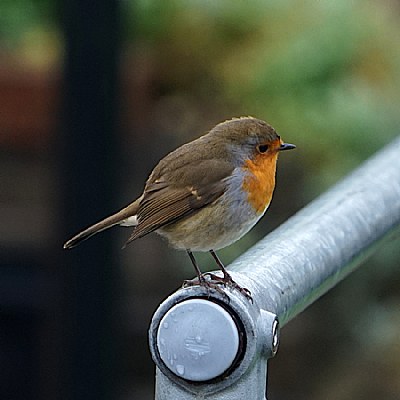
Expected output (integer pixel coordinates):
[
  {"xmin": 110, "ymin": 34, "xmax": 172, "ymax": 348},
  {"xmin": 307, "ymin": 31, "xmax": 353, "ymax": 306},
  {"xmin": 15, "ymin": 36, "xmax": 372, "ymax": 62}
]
[{"xmin": 257, "ymin": 144, "xmax": 269, "ymax": 153}]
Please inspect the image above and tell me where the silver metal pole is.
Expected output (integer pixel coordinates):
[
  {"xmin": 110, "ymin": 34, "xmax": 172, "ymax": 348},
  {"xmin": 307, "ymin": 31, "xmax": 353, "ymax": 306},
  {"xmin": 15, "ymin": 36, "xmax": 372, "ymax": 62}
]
[{"xmin": 149, "ymin": 136, "xmax": 400, "ymax": 399}]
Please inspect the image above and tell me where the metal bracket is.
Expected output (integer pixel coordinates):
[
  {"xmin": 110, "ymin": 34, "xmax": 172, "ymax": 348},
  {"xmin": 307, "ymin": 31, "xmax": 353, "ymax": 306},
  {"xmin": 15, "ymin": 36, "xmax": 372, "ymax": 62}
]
[{"xmin": 149, "ymin": 284, "xmax": 279, "ymax": 399}]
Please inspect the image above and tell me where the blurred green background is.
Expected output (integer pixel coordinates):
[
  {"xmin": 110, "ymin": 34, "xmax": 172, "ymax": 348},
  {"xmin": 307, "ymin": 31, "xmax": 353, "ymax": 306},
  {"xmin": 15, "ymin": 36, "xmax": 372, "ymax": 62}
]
[{"xmin": 1, "ymin": 0, "xmax": 399, "ymax": 399}]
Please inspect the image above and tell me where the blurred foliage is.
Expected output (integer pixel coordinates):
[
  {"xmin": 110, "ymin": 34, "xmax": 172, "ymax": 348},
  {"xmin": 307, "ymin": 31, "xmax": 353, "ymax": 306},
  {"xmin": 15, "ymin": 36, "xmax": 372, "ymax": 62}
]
[
  {"xmin": 4, "ymin": 0, "xmax": 399, "ymax": 192},
  {"xmin": 0, "ymin": 0, "xmax": 57, "ymax": 43},
  {"xmin": 126, "ymin": 0, "xmax": 400, "ymax": 195},
  {"xmin": 0, "ymin": 0, "xmax": 60, "ymax": 68}
]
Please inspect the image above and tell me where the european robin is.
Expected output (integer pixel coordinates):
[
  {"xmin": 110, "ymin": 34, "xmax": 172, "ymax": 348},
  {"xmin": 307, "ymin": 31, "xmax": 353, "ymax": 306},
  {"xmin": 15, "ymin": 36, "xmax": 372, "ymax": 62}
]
[{"xmin": 64, "ymin": 117, "xmax": 295, "ymax": 299}]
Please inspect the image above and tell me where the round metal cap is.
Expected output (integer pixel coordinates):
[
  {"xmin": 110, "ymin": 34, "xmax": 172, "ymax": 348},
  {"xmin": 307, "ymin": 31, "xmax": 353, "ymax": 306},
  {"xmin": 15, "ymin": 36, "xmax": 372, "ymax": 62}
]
[{"xmin": 156, "ymin": 298, "xmax": 240, "ymax": 381}]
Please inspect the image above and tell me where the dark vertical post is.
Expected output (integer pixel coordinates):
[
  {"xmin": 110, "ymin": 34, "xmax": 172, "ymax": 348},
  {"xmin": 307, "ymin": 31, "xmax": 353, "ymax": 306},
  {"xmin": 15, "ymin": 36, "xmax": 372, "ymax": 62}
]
[{"xmin": 61, "ymin": 1, "xmax": 120, "ymax": 399}]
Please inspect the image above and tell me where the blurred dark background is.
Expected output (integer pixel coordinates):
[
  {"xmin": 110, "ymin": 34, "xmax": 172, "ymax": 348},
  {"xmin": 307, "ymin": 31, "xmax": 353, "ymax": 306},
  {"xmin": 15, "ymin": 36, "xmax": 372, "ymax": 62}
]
[{"xmin": 1, "ymin": 1, "xmax": 399, "ymax": 399}]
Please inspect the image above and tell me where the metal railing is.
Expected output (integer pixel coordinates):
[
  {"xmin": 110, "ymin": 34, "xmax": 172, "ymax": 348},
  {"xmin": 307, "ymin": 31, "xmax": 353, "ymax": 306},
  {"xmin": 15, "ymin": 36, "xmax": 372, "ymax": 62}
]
[{"xmin": 148, "ymin": 136, "xmax": 400, "ymax": 399}]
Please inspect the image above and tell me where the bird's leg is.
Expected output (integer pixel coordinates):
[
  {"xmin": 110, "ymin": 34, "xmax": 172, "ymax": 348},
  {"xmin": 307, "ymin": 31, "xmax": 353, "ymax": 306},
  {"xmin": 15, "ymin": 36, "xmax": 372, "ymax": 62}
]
[
  {"xmin": 208, "ymin": 250, "xmax": 232, "ymax": 283},
  {"xmin": 183, "ymin": 250, "xmax": 225, "ymax": 296},
  {"xmin": 208, "ymin": 250, "xmax": 252, "ymax": 301},
  {"xmin": 182, "ymin": 250, "xmax": 252, "ymax": 301},
  {"xmin": 185, "ymin": 249, "xmax": 206, "ymax": 284}
]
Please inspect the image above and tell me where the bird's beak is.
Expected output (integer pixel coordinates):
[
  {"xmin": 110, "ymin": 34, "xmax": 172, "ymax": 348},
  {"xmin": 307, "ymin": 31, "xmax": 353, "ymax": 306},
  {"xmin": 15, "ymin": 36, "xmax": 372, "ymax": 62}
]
[{"xmin": 279, "ymin": 143, "xmax": 296, "ymax": 151}]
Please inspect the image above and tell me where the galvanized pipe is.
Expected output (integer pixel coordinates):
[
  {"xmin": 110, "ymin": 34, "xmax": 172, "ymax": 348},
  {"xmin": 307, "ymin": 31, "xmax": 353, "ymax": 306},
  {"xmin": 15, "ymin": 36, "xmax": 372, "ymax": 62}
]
[{"xmin": 149, "ymin": 136, "xmax": 400, "ymax": 399}]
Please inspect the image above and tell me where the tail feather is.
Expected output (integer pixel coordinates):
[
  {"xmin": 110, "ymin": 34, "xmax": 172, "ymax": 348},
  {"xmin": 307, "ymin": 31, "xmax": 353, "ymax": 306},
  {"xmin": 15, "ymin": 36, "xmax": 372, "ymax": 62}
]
[{"xmin": 63, "ymin": 199, "xmax": 140, "ymax": 249}]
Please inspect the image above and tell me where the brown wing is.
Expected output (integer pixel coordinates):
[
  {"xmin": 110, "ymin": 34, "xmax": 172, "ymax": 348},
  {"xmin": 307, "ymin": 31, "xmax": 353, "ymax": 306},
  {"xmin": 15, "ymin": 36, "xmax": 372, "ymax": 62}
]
[{"xmin": 124, "ymin": 159, "xmax": 233, "ymax": 245}]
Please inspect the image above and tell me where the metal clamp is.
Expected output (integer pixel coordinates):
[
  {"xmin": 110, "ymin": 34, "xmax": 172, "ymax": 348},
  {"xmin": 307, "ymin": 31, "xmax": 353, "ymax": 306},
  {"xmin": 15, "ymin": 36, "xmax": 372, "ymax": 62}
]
[{"xmin": 149, "ymin": 281, "xmax": 279, "ymax": 399}]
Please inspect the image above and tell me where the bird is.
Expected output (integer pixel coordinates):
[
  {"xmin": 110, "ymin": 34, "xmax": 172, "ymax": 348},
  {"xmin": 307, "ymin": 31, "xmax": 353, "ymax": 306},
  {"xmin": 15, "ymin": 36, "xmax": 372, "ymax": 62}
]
[{"xmin": 63, "ymin": 116, "xmax": 295, "ymax": 299}]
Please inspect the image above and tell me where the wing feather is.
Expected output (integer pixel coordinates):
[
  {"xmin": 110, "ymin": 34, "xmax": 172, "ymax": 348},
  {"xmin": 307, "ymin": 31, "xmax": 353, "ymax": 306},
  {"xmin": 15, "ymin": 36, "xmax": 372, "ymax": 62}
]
[{"xmin": 124, "ymin": 159, "xmax": 233, "ymax": 245}]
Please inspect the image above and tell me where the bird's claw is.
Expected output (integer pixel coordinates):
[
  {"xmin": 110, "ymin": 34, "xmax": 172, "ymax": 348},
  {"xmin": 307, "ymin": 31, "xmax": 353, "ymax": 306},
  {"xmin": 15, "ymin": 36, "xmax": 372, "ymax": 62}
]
[
  {"xmin": 183, "ymin": 272, "xmax": 253, "ymax": 302},
  {"xmin": 183, "ymin": 275, "xmax": 226, "ymax": 297}
]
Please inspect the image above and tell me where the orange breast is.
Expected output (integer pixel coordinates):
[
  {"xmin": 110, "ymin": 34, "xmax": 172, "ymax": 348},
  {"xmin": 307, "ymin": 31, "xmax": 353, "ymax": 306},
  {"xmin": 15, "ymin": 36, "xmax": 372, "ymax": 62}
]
[{"xmin": 241, "ymin": 153, "xmax": 278, "ymax": 214}]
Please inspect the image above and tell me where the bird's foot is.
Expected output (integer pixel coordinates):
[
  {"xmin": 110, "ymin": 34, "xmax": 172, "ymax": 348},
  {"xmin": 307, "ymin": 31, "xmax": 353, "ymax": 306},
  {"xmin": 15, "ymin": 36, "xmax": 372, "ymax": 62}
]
[
  {"xmin": 182, "ymin": 274, "xmax": 228, "ymax": 298},
  {"xmin": 183, "ymin": 272, "xmax": 252, "ymax": 302},
  {"xmin": 205, "ymin": 272, "xmax": 253, "ymax": 302}
]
